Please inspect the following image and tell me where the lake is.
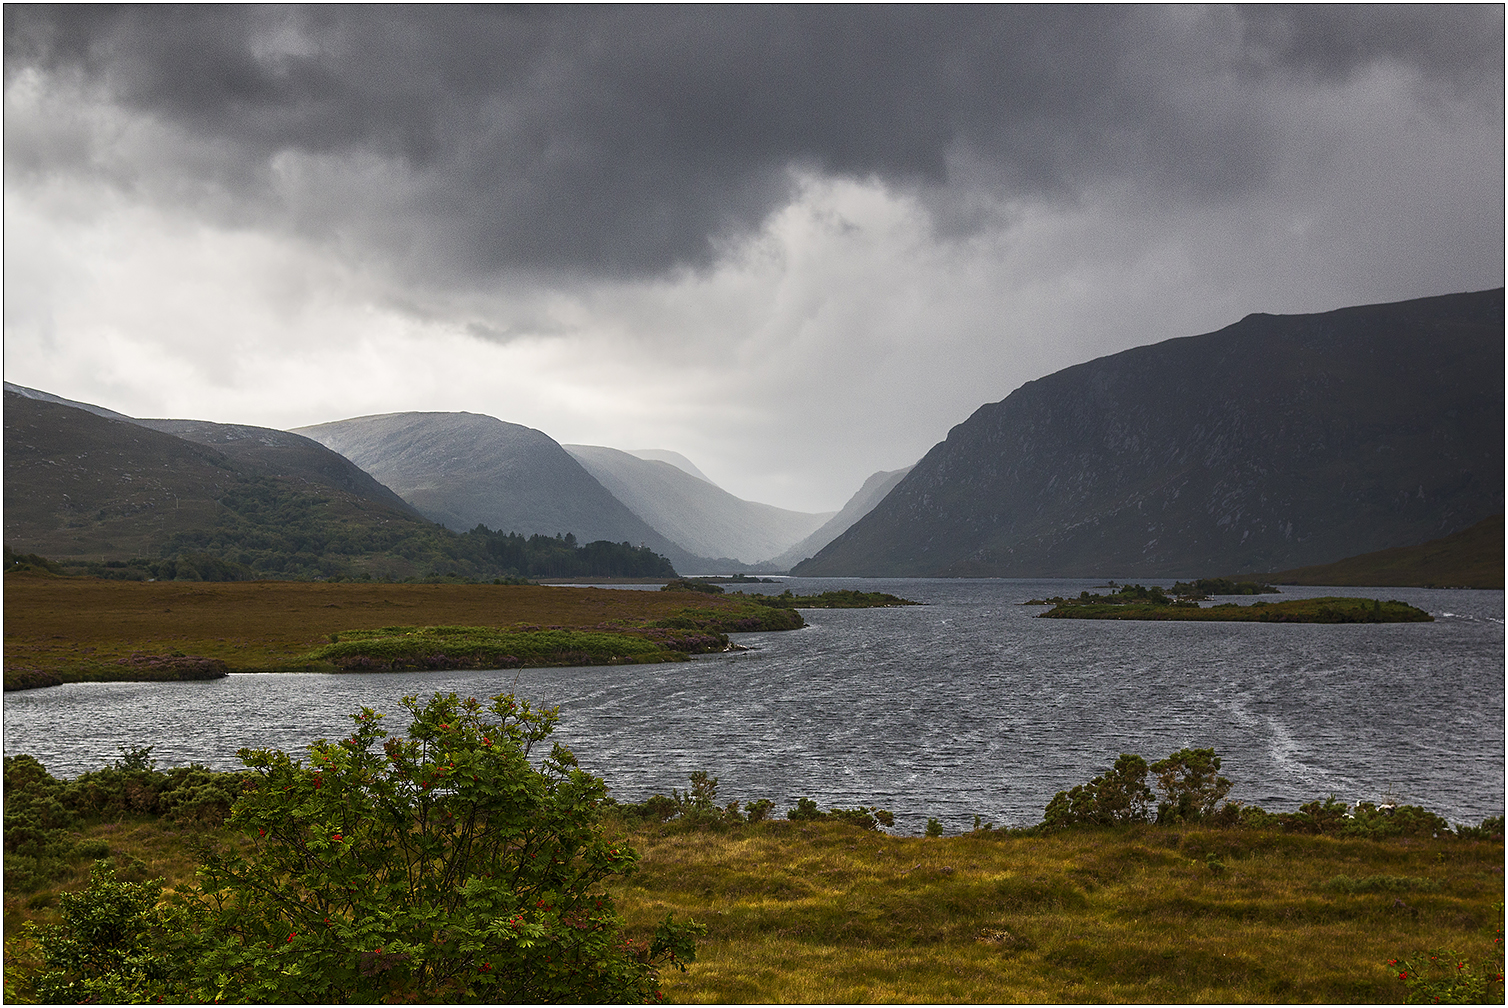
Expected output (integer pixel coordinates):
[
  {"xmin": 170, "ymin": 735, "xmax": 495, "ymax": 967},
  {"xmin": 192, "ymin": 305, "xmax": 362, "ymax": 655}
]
[{"xmin": 5, "ymin": 578, "xmax": 1502, "ymax": 835}]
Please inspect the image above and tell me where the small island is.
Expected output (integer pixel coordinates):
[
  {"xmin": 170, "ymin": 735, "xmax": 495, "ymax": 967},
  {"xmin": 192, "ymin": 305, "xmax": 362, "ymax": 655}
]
[{"xmin": 1033, "ymin": 585, "xmax": 1432, "ymax": 623}]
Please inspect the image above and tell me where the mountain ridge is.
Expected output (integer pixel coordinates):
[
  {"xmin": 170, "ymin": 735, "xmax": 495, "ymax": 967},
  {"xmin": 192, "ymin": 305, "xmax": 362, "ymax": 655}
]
[{"xmin": 795, "ymin": 289, "xmax": 1505, "ymax": 577}]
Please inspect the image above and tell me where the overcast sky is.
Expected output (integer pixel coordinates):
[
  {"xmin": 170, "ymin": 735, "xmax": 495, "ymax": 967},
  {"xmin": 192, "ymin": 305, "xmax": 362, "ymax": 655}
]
[{"xmin": 5, "ymin": 6, "xmax": 1503, "ymax": 511}]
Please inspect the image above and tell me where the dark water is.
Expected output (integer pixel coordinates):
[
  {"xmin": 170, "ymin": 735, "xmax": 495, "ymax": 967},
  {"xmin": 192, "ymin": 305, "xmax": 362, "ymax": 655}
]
[{"xmin": 5, "ymin": 579, "xmax": 1502, "ymax": 835}]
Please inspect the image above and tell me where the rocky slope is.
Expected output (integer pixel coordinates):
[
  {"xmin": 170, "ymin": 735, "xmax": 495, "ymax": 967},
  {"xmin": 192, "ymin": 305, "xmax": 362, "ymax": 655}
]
[{"xmin": 794, "ymin": 289, "xmax": 1504, "ymax": 577}]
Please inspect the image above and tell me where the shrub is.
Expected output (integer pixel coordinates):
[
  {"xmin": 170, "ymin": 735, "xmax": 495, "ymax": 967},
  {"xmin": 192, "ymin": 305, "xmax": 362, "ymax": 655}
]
[
  {"xmin": 1149, "ymin": 748, "xmax": 1232, "ymax": 823},
  {"xmin": 1391, "ymin": 948, "xmax": 1503, "ymax": 1004},
  {"xmin": 1456, "ymin": 815, "xmax": 1506, "ymax": 841},
  {"xmin": 1041, "ymin": 754, "xmax": 1154, "ymax": 830},
  {"xmin": 743, "ymin": 799, "xmax": 775, "ymax": 824},
  {"xmin": 24, "ymin": 860, "xmax": 197, "ymax": 1003},
  {"xmin": 188, "ymin": 692, "xmax": 703, "ymax": 1003},
  {"xmin": 784, "ymin": 798, "xmax": 893, "ymax": 831}
]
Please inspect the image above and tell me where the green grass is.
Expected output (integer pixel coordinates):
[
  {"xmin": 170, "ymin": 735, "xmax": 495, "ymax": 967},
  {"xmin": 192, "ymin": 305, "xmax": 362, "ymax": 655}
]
[{"xmin": 304, "ymin": 625, "xmax": 695, "ymax": 671}]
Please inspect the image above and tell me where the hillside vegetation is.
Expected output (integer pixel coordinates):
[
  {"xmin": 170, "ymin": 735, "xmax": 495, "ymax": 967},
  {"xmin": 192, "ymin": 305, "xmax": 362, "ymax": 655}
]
[{"xmin": 1263, "ymin": 515, "xmax": 1504, "ymax": 589}]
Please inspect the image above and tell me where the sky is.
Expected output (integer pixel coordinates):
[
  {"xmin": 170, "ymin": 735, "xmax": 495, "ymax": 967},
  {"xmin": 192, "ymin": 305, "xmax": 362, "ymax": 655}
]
[{"xmin": 4, "ymin": 6, "xmax": 1503, "ymax": 512}]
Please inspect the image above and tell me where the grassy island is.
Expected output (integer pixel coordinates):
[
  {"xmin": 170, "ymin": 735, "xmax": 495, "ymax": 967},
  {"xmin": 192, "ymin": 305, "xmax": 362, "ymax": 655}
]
[{"xmin": 1039, "ymin": 591, "xmax": 1433, "ymax": 623}]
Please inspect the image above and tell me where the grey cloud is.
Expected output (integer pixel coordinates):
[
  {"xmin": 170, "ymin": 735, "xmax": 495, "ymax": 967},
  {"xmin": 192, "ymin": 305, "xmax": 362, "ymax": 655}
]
[{"xmin": 5, "ymin": 5, "xmax": 1501, "ymax": 282}]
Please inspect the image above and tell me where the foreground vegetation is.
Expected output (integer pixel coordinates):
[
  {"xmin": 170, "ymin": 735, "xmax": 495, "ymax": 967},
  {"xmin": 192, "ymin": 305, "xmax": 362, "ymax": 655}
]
[
  {"xmin": 6, "ymin": 712, "xmax": 1502, "ymax": 1004},
  {"xmin": 1, "ymin": 576, "xmax": 819, "ymax": 690}
]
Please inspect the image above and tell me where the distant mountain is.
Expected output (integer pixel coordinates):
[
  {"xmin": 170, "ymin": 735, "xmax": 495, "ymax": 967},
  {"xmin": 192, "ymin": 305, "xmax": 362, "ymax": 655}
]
[
  {"xmin": 563, "ymin": 444, "xmax": 833, "ymax": 564},
  {"xmin": 766, "ymin": 466, "xmax": 913, "ymax": 570},
  {"xmin": 293, "ymin": 412, "xmax": 703, "ymax": 567},
  {"xmin": 795, "ymin": 289, "xmax": 1504, "ymax": 577},
  {"xmin": 625, "ymin": 449, "xmax": 717, "ymax": 485},
  {"xmin": 1262, "ymin": 515, "xmax": 1503, "ymax": 589}
]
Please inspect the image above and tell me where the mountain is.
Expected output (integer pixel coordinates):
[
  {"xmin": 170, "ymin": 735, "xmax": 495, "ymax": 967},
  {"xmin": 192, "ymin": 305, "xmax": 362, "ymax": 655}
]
[
  {"xmin": 766, "ymin": 466, "xmax": 913, "ymax": 570},
  {"xmin": 3, "ymin": 382, "xmax": 136, "ymax": 422},
  {"xmin": 795, "ymin": 289, "xmax": 1504, "ymax": 578},
  {"xmin": 563, "ymin": 444, "xmax": 833, "ymax": 564},
  {"xmin": 293, "ymin": 411, "xmax": 703, "ymax": 566},
  {"xmin": 1262, "ymin": 515, "xmax": 1503, "ymax": 589},
  {"xmin": 3, "ymin": 391, "xmax": 673, "ymax": 581},
  {"xmin": 3, "ymin": 382, "xmax": 420, "ymax": 519},
  {"xmin": 625, "ymin": 449, "xmax": 717, "ymax": 485},
  {"xmin": 2, "ymin": 390, "xmax": 444, "ymax": 577},
  {"xmin": 132, "ymin": 419, "xmax": 422, "ymax": 517}
]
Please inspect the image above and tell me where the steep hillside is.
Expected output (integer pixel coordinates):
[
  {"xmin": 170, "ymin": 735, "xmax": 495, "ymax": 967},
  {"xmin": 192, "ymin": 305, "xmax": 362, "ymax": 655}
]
[
  {"xmin": 5, "ymin": 392, "xmax": 259, "ymax": 561},
  {"xmin": 564, "ymin": 444, "xmax": 832, "ymax": 564},
  {"xmin": 795, "ymin": 289, "xmax": 1504, "ymax": 577},
  {"xmin": 766, "ymin": 466, "xmax": 913, "ymax": 570},
  {"xmin": 1262, "ymin": 514, "xmax": 1503, "ymax": 589},
  {"xmin": 293, "ymin": 412, "xmax": 700, "ymax": 566}
]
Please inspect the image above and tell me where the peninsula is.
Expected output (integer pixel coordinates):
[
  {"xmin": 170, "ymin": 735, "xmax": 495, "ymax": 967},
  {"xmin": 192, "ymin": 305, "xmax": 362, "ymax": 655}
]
[{"xmin": 4, "ymin": 575, "xmax": 920, "ymax": 690}]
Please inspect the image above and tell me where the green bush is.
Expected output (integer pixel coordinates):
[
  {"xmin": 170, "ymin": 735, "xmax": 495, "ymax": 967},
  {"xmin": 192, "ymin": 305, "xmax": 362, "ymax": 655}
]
[
  {"xmin": 188, "ymin": 692, "xmax": 702, "ymax": 1003},
  {"xmin": 1391, "ymin": 947, "xmax": 1502, "ymax": 1004},
  {"xmin": 784, "ymin": 798, "xmax": 893, "ymax": 830},
  {"xmin": 24, "ymin": 860, "xmax": 198, "ymax": 1003},
  {"xmin": 1041, "ymin": 754, "xmax": 1154, "ymax": 830},
  {"xmin": 1150, "ymin": 748, "xmax": 1233, "ymax": 823}
]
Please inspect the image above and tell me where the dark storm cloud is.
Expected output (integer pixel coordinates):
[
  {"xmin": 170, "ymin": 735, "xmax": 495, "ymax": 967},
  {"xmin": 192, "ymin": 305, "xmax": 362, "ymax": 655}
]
[{"xmin": 5, "ymin": 5, "xmax": 1502, "ymax": 280}]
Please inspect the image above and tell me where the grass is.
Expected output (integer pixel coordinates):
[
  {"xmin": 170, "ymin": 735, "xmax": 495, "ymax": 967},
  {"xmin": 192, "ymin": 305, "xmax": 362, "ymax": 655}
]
[
  {"xmin": 2, "ymin": 575, "xmax": 806, "ymax": 688},
  {"xmin": 5, "ymin": 807, "xmax": 1501, "ymax": 1003},
  {"xmin": 611, "ymin": 820, "xmax": 1504, "ymax": 1004}
]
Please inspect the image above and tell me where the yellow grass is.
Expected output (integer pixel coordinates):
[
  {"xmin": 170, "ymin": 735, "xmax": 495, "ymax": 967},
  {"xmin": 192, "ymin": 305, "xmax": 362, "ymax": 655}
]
[{"xmin": 610, "ymin": 821, "xmax": 1504, "ymax": 1003}]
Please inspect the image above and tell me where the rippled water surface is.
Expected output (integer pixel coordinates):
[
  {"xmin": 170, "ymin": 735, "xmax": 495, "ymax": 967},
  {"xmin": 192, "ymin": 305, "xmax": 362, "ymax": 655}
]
[{"xmin": 6, "ymin": 579, "xmax": 1502, "ymax": 834}]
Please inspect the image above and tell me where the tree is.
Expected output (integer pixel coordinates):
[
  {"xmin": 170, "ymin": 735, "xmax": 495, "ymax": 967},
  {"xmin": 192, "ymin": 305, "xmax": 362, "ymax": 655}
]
[
  {"xmin": 1041, "ymin": 754, "xmax": 1154, "ymax": 829},
  {"xmin": 1149, "ymin": 748, "xmax": 1233, "ymax": 823},
  {"xmin": 190, "ymin": 692, "xmax": 702, "ymax": 1003}
]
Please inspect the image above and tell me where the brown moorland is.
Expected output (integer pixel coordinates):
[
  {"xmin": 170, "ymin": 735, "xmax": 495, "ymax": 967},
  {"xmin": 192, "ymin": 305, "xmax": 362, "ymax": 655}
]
[{"xmin": 3, "ymin": 574, "xmax": 777, "ymax": 687}]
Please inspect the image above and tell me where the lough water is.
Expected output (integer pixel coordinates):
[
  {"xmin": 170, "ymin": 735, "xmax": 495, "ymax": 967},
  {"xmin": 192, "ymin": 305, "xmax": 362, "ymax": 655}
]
[{"xmin": 5, "ymin": 578, "xmax": 1502, "ymax": 835}]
